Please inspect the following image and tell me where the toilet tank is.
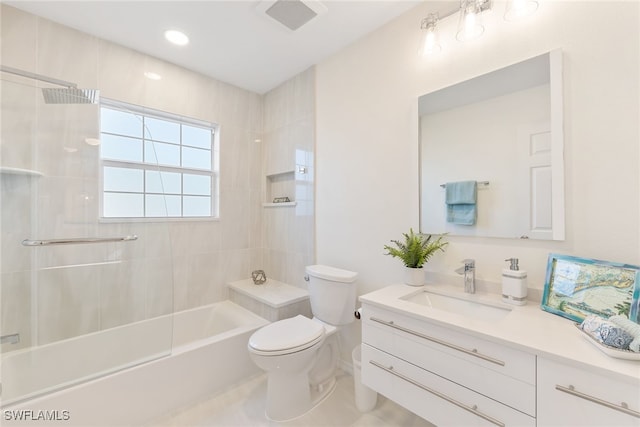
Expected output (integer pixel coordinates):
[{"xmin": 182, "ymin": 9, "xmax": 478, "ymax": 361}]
[{"xmin": 305, "ymin": 265, "xmax": 358, "ymax": 326}]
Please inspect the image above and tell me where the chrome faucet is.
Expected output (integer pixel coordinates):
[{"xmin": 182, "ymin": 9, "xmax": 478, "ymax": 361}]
[{"xmin": 455, "ymin": 259, "xmax": 476, "ymax": 294}]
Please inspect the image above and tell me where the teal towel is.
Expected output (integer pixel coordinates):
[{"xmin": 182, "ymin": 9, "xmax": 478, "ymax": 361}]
[{"xmin": 445, "ymin": 181, "xmax": 477, "ymax": 225}]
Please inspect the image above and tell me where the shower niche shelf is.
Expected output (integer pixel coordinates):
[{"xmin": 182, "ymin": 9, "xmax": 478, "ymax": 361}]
[
  {"xmin": 263, "ymin": 202, "xmax": 297, "ymax": 208},
  {"xmin": 263, "ymin": 170, "xmax": 295, "ymax": 208},
  {"xmin": 0, "ymin": 167, "xmax": 43, "ymax": 177}
]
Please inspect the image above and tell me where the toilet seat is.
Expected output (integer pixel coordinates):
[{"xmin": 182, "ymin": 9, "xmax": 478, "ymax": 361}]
[{"xmin": 249, "ymin": 315, "xmax": 325, "ymax": 356}]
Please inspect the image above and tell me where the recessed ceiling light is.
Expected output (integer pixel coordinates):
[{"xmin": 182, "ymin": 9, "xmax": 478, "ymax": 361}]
[
  {"xmin": 144, "ymin": 71, "xmax": 162, "ymax": 80},
  {"xmin": 164, "ymin": 29, "xmax": 189, "ymax": 46}
]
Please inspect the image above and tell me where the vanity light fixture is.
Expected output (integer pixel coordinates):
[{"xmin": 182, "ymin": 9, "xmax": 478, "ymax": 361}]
[
  {"xmin": 420, "ymin": 13, "xmax": 441, "ymax": 55},
  {"xmin": 420, "ymin": 0, "xmax": 538, "ymax": 56},
  {"xmin": 456, "ymin": 0, "xmax": 490, "ymax": 42},
  {"xmin": 504, "ymin": 0, "xmax": 538, "ymax": 21},
  {"xmin": 164, "ymin": 29, "xmax": 189, "ymax": 46}
]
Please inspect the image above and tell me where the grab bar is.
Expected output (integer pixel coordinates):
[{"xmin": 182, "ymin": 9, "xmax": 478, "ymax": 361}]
[{"xmin": 22, "ymin": 235, "xmax": 138, "ymax": 246}]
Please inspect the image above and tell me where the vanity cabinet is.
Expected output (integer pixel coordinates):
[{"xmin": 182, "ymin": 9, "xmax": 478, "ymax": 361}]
[
  {"xmin": 361, "ymin": 304, "xmax": 536, "ymax": 426},
  {"xmin": 537, "ymin": 357, "xmax": 640, "ymax": 426}
]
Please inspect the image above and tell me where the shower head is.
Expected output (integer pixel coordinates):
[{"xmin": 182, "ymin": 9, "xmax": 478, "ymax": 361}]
[
  {"xmin": 1, "ymin": 66, "xmax": 99, "ymax": 104},
  {"xmin": 1, "ymin": 66, "xmax": 100, "ymax": 104},
  {"xmin": 41, "ymin": 87, "xmax": 99, "ymax": 104}
]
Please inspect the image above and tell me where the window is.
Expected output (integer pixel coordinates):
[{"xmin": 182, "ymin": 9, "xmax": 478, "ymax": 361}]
[{"xmin": 99, "ymin": 100, "xmax": 219, "ymax": 219}]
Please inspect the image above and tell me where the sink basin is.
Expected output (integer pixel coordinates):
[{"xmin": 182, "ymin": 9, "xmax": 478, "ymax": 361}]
[{"xmin": 401, "ymin": 290, "xmax": 512, "ymax": 322}]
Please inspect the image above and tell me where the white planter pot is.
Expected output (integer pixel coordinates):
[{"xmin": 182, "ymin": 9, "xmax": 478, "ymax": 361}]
[{"xmin": 404, "ymin": 267, "xmax": 425, "ymax": 287}]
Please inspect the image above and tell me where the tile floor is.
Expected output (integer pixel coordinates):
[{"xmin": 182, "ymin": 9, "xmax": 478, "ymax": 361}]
[{"xmin": 151, "ymin": 371, "xmax": 435, "ymax": 426}]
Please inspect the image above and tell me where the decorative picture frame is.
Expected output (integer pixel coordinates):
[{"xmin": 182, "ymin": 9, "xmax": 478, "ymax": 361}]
[{"xmin": 541, "ymin": 253, "xmax": 640, "ymax": 323}]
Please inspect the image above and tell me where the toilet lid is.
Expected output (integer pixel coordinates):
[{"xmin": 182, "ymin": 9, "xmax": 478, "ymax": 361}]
[{"xmin": 249, "ymin": 315, "xmax": 324, "ymax": 353}]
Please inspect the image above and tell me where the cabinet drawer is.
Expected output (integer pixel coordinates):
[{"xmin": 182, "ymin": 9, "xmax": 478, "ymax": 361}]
[
  {"xmin": 537, "ymin": 357, "xmax": 640, "ymax": 426},
  {"xmin": 362, "ymin": 344, "xmax": 535, "ymax": 427},
  {"xmin": 362, "ymin": 305, "xmax": 536, "ymax": 415}
]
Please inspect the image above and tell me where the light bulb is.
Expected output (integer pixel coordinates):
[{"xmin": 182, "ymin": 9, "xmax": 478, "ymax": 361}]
[
  {"xmin": 465, "ymin": 11, "xmax": 477, "ymax": 35},
  {"xmin": 423, "ymin": 28, "xmax": 442, "ymax": 55},
  {"xmin": 457, "ymin": 1, "xmax": 485, "ymax": 42},
  {"xmin": 420, "ymin": 14, "xmax": 441, "ymax": 56}
]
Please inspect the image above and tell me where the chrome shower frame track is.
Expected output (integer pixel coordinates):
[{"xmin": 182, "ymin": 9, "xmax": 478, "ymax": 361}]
[{"xmin": 1, "ymin": 65, "xmax": 77, "ymax": 88}]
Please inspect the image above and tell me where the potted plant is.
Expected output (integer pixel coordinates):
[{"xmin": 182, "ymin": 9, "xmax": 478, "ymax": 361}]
[{"xmin": 384, "ymin": 228, "xmax": 448, "ymax": 286}]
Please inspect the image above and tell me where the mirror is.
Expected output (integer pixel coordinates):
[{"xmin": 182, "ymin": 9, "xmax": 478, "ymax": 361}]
[{"xmin": 419, "ymin": 50, "xmax": 565, "ymax": 240}]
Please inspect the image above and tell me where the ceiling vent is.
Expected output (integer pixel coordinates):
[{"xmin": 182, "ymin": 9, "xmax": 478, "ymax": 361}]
[{"xmin": 257, "ymin": 0, "xmax": 327, "ymax": 31}]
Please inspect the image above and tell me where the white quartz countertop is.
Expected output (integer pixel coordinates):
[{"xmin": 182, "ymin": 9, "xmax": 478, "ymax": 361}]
[{"xmin": 359, "ymin": 283, "xmax": 640, "ymax": 383}]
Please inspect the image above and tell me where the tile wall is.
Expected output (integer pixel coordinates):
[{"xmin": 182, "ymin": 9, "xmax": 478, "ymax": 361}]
[
  {"xmin": 0, "ymin": 4, "xmax": 313, "ymax": 350},
  {"xmin": 261, "ymin": 69, "xmax": 315, "ymax": 288}
]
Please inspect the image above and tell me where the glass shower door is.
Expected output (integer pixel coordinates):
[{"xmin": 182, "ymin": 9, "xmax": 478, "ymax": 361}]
[{"xmin": 0, "ymin": 72, "xmax": 174, "ymax": 405}]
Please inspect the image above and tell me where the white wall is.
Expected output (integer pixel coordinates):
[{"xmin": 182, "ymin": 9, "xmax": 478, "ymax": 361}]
[{"xmin": 316, "ymin": 1, "xmax": 639, "ymax": 296}]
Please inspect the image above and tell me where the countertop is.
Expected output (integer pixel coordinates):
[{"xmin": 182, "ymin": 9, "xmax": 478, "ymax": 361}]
[
  {"xmin": 228, "ymin": 279, "xmax": 309, "ymax": 308},
  {"xmin": 359, "ymin": 283, "xmax": 640, "ymax": 384}
]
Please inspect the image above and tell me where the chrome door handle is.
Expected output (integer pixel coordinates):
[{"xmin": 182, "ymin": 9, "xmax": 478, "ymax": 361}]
[
  {"xmin": 370, "ymin": 316, "xmax": 505, "ymax": 366},
  {"xmin": 370, "ymin": 360, "xmax": 505, "ymax": 427},
  {"xmin": 555, "ymin": 384, "xmax": 640, "ymax": 418}
]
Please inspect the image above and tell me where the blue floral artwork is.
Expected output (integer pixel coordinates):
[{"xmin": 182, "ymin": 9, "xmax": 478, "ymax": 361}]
[{"xmin": 541, "ymin": 254, "xmax": 640, "ymax": 323}]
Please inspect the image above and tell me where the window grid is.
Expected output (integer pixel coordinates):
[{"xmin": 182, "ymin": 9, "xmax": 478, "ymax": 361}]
[
  {"xmin": 100, "ymin": 100, "xmax": 218, "ymax": 220},
  {"xmin": 101, "ymin": 162, "xmax": 218, "ymax": 218}
]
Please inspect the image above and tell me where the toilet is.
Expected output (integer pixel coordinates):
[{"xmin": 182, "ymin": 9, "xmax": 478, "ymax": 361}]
[{"xmin": 248, "ymin": 264, "xmax": 358, "ymax": 421}]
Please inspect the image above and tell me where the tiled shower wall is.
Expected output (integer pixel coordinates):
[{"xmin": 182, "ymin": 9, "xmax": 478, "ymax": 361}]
[
  {"xmin": 262, "ymin": 69, "xmax": 315, "ymax": 288},
  {"xmin": 0, "ymin": 4, "xmax": 289, "ymax": 349}
]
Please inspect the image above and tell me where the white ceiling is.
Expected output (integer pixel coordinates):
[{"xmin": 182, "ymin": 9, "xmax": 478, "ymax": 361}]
[{"xmin": 7, "ymin": 0, "xmax": 432, "ymax": 94}]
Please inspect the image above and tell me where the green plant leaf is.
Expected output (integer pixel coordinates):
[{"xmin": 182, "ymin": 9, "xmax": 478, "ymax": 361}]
[{"xmin": 383, "ymin": 228, "xmax": 448, "ymax": 268}]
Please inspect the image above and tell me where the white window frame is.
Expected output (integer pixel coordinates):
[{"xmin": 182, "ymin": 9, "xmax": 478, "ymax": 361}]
[{"xmin": 99, "ymin": 99, "xmax": 219, "ymax": 221}]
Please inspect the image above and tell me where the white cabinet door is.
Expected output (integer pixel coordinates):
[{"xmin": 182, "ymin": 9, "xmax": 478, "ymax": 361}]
[
  {"xmin": 363, "ymin": 304, "xmax": 536, "ymax": 415},
  {"xmin": 362, "ymin": 344, "xmax": 536, "ymax": 427},
  {"xmin": 537, "ymin": 357, "xmax": 640, "ymax": 427}
]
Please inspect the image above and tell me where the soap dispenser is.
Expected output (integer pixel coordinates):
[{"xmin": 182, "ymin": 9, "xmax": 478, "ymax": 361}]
[{"xmin": 502, "ymin": 258, "xmax": 527, "ymax": 306}]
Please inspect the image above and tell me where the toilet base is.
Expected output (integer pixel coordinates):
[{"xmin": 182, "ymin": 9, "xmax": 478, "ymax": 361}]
[
  {"xmin": 265, "ymin": 374, "xmax": 337, "ymax": 422},
  {"xmin": 249, "ymin": 316, "xmax": 343, "ymax": 422}
]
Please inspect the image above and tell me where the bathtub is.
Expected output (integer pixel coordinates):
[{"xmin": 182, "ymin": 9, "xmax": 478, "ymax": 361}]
[{"xmin": 1, "ymin": 300, "xmax": 269, "ymax": 426}]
